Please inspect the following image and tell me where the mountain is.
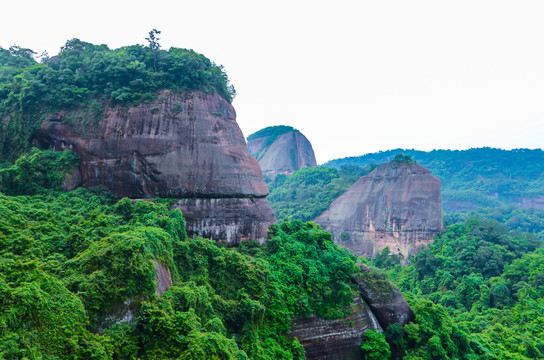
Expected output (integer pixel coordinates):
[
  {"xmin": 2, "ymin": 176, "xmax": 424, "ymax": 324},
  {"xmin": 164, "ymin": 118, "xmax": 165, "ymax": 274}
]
[
  {"xmin": 33, "ymin": 90, "xmax": 275, "ymax": 244},
  {"xmin": 247, "ymin": 126, "xmax": 317, "ymax": 180},
  {"xmin": 324, "ymin": 148, "xmax": 544, "ymax": 212},
  {"xmin": 314, "ymin": 159, "xmax": 443, "ymax": 258},
  {"xmin": 1, "ymin": 39, "xmax": 275, "ymax": 245}
]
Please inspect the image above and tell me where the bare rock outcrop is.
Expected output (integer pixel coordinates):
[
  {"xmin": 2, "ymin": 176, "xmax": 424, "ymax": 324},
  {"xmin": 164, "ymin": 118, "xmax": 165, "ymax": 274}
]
[
  {"xmin": 314, "ymin": 161, "xmax": 443, "ymax": 258},
  {"xmin": 247, "ymin": 126, "xmax": 317, "ymax": 180},
  {"xmin": 291, "ymin": 265, "xmax": 415, "ymax": 359},
  {"xmin": 34, "ymin": 91, "xmax": 275, "ymax": 243},
  {"xmin": 354, "ymin": 264, "xmax": 414, "ymax": 329},
  {"xmin": 290, "ymin": 295, "xmax": 380, "ymax": 360}
]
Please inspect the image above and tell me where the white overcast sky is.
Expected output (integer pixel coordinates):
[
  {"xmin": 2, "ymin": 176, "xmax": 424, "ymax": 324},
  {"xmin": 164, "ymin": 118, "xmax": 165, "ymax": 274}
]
[{"xmin": 2, "ymin": 0, "xmax": 543, "ymax": 163}]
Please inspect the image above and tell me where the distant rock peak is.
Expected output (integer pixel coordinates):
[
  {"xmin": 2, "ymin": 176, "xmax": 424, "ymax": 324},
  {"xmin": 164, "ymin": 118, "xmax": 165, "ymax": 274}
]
[
  {"xmin": 314, "ymin": 161, "xmax": 443, "ymax": 258},
  {"xmin": 247, "ymin": 126, "xmax": 317, "ymax": 180}
]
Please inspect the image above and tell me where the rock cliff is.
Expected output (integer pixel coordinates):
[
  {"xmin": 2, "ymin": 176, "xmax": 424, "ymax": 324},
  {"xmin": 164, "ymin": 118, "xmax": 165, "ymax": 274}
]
[
  {"xmin": 291, "ymin": 265, "xmax": 414, "ymax": 359},
  {"xmin": 314, "ymin": 161, "xmax": 443, "ymax": 258},
  {"xmin": 247, "ymin": 126, "xmax": 317, "ymax": 180},
  {"xmin": 33, "ymin": 91, "xmax": 276, "ymax": 244}
]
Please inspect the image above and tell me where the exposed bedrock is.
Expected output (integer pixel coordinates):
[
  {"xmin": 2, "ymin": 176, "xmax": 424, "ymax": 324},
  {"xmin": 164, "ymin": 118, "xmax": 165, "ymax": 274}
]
[
  {"xmin": 314, "ymin": 161, "xmax": 443, "ymax": 258},
  {"xmin": 34, "ymin": 91, "xmax": 276, "ymax": 243},
  {"xmin": 291, "ymin": 266, "xmax": 415, "ymax": 359},
  {"xmin": 170, "ymin": 197, "xmax": 275, "ymax": 245},
  {"xmin": 290, "ymin": 295, "xmax": 380, "ymax": 360},
  {"xmin": 247, "ymin": 129, "xmax": 317, "ymax": 180}
]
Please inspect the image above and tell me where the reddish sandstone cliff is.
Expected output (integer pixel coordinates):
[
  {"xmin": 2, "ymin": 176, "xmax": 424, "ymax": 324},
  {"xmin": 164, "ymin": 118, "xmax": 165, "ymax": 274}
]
[
  {"xmin": 314, "ymin": 161, "xmax": 443, "ymax": 258},
  {"xmin": 247, "ymin": 128, "xmax": 317, "ymax": 179},
  {"xmin": 34, "ymin": 91, "xmax": 275, "ymax": 244}
]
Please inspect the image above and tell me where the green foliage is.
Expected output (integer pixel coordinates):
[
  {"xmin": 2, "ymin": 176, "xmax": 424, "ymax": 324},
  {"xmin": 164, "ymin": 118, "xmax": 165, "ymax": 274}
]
[
  {"xmin": 393, "ymin": 154, "xmax": 415, "ymax": 164},
  {"xmin": 267, "ymin": 164, "xmax": 376, "ymax": 222},
  {"xmin": 361, "ymin": 330, "xmax": 391, "ymax": 360},
  {"xmin": 0, "ymin": 38, "xmax": 236, "ymax": 160},
  {"xmin": 0, "ymin": 186, "xmax": 359, "ymax": 358},
  {"xmin": 377, "ymin": 218, "xmax": 544, "ymax": 359},
  {"xmin": 247, "ymin": 125, "xmax": 298, "ymax": 142},
  {"xmin": 0, "ymin": 148, "xmax": 79, "ymax": 195}
]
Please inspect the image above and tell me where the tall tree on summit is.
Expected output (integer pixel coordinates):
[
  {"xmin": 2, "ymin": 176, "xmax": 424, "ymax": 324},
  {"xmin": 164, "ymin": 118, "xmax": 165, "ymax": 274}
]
[{"xmin": 145, "ymin": 28, "xmax": 161, "ymax": 72}]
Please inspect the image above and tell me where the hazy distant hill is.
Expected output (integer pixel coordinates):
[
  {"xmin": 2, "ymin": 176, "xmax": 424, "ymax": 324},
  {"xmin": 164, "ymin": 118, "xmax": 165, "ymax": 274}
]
[{"xmin": 324, "ymin": 148, "xmax": 544, "ymax": 212}]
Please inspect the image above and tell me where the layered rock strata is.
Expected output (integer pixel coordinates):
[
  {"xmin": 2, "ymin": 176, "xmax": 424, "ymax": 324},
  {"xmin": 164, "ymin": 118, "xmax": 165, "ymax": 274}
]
[
  {"xmin": 247, "ymin": 128, "xmax": 317, "ymax": 179},
  {"xmin": 291, "ymin": 265, "xmax": 414, "ymax": 359},
  {"xmin": 314, "ymin": 161, "xmax": 442, "ymax": 258},
  {"xmin": 34, "ymin": 91, "xmax": 275, "ymax": 243},
  {"xmin": 290, "ymin": 295, "xmax": 380, "ymax": 360}
]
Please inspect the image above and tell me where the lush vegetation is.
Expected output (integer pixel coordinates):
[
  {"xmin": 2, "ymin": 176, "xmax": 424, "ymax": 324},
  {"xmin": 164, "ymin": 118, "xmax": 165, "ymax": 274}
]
[
  {"xmin": 325, "ymin": 148, "xmax": 544, "ymax": 213},
  {"xmin": 0, "ymin": 148, "xmax": 79, "ymax": 195},
  {"xmin": 266, "ymin": 164, "xmax": 376, "ymax": 222},
  {"xmin": 369, "ymin": 219, "xmax": 544, "ymax": 359},
  {"xmin": 0, "ymin": 151, "xmax": 361, "ymax": 358},
  {"xmin": 0, "ymin": 35, "xmax": 235, "ymax": 160}
]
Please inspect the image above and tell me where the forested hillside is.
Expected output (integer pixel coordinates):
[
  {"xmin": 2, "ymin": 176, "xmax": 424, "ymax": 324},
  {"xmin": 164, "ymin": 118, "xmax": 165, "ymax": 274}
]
[
  {"xmin": 0, "ymin": 151, "xmax": 360, "ymax": 359},
  {"xmin": 266, "ymin": 164, "xmax": 376, "ymax": 222},
  {"xmin": 369, "ymin": 219, "xmax": 544, "ymax": 359}
]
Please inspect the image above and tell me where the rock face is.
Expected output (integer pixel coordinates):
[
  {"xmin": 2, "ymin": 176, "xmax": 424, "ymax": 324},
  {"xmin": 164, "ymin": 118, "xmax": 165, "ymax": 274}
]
[
  {"xmin": 290, "ymin": 295, "xmax": 380, "ymax": 360},
  {"xmin": 314, "ymin": 161, "xmax": 443, "ymax": 258},
  {"xmin": 354, "ymin": 264, "xmax": 414, "ymax": 330},
  {"xmin": 247, "ymin": 126, "xmax": 317, "ymax": 180},
  {"xmin": 291, "ymin": 266, "xmax": 414, "ymax": 359},
  {"xmin": 34, "ymin": 91, "xmax": 276, "ymax": 243}
]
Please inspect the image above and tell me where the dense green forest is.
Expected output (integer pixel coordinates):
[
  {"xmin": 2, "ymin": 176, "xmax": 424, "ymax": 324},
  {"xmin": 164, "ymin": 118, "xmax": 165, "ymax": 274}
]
[
  {"xmin": 0, "ymin": 35, "xmax": 235, "ymax": 160},
  {"xmin": 4, "ymin": 150, "xmax": 541, "ymax": 359},
  {"xmin": 369, "ymin": 219, "xmax": 544, "ymax": 359},
  {"xmin": 0, "ymin": 150, "xmax": 359, "ymax": 359}
]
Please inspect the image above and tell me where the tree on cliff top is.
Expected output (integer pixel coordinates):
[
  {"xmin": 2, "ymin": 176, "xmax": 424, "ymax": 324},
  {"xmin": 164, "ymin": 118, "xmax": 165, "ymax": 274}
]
[{"xmin": 393, "ymin": 154, "xmax": 416, "ymax": 164}]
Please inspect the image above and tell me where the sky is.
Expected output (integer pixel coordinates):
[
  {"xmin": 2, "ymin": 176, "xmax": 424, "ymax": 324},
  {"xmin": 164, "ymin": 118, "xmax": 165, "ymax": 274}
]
[{"xmin": 2, "ymin": 1, "xmax": 543, "ymax": 164}]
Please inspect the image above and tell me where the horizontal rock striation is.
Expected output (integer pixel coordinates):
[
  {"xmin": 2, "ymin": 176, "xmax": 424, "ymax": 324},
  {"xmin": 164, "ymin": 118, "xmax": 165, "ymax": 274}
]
[
  {"xmin": 314, "ymin": 161, "xmax": 443, "ymax": 258},
  {"xmin": 34, "ymin": 91, "xmax": 275, "ymax": 243},
  {"xmin": 290, "ymin": 295, "xmax": 380, "ymax": 360},
  {"xmin": 247, "ymin": 129, "xmax": 316, "ymax": 180},
  {"xmin": 170, "ymin": 197, "xmax": 275, "ymax": 245},
  {"xmin": 291, "ymin": 265, "xmax": 415, "ymax": 359}
]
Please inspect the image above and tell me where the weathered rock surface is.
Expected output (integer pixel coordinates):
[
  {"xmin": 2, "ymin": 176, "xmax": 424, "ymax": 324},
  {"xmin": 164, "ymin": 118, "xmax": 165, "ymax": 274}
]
[
  {"xmin": 170, "ymin": 197, "xmax": 275, "ymax": 245},
  {"xmin": 291, "ymin": 265, "xmax": 415, "ymax": 359},
  {"xmin": 34, "ymin": 91, "xmax": 276, "ymax": 243},
  {"xmin": 314, "ymin": 161, "xmax": 443, "ymax": 258},
  {"xmin": 354, "ymin": 264, "xmax": 414, "ymax": 329},
  {"xmin": 247, "ymin": 127, "xmax": 317, "ymax": 179},
  {"xmin": 290, "ymin": 295, "xmax": 380, "ymax": 360}
]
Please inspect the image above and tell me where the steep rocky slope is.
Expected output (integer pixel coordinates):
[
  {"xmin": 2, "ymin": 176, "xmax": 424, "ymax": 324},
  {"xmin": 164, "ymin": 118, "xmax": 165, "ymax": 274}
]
[
  {"xmin": 247, "ymin": 126, "xmax": 317, "ymax": 180},
  {"xmin": 291, "ymin": 264, "xmax": 414, "ymax": 359},
  {"xmin": 34, "ymin": 90, "xmax": 275, "ymax": 244},
  {"xmin": 314, "ymin": 161, "xmax": 443, "ymax": 258}
]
